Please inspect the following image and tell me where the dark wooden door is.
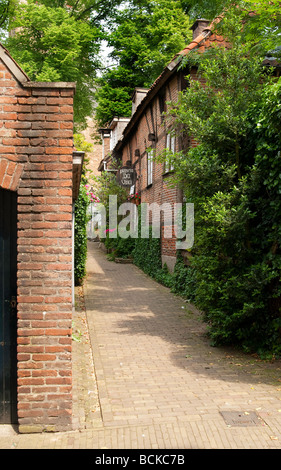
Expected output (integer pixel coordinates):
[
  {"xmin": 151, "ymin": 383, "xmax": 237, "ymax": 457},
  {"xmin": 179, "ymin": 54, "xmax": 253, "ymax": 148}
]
[{"xmin": 0, "ymin": 188, "xmax": 17, "ymax": 424}]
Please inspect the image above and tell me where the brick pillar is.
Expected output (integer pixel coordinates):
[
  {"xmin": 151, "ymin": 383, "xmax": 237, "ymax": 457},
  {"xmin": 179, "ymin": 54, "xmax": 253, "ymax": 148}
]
[
  {"xmin": 16, "ymin": 83, "xmax": 75, "ymax": 433},
  {"xmin": 0, "ymin": 52, "xmax": 76, "ymax": 432}
]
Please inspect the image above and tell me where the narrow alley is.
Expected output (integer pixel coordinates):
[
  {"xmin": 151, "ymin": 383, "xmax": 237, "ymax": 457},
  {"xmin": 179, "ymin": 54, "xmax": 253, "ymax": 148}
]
[
  {"xmin": 1, "ymin": 240, "xmax": 281, "ymax": 449},
  {"xmin": 82, "ymin": 242, "xmax": 281, "ymax": 449}
]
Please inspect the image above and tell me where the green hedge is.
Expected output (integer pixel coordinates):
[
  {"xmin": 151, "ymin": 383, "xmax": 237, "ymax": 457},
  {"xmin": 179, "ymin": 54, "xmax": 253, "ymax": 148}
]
[
  {"xmin": 133, "ymin": 206, "xmax": 162, "ymax": 277},
  {"xmin": 171, "ymin": 253, "xmax": 197, "ymax": 301},
  {"xmin": 104, "ymin": 232, "xmax": 136, "ymax": 260},
  {"xmin": 74, "ymin": 183, "xmax": 90, "ymax": 285}
]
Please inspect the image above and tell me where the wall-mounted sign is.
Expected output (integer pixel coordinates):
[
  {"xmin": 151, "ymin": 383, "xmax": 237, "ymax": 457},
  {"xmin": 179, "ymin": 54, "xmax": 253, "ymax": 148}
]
[{"xmin": 117, "ymin": 162, "xmax": 137, "ymax": 187}]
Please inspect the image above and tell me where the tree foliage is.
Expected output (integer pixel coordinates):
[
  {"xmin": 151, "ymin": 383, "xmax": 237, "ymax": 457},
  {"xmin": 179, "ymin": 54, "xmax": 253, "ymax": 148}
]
[
  {"xmin": 0, "ymin": 0, "xmax": 16, "ymax": 30},
  {"xmin": 74, "ymin": 183, "xmax": 90, "ymax": 285},
  {"xmin": 94, "ymin": 0, "xmax": 192, "ymax": 126},
  {"xmin": 182, "ymin": 0, "xmax": 281, "ymax": 54},
  {"xmin": 1, "ymin": 0, "xmax": 124, "ymax": 128},
  {"xmin": 180, "ymin": 0, "xmax": 232, "ymax": 19},
  {"xmin": 163, "ymin": 12, "xmax": 281, "ymax": 357},
  {"xmin": 1, "ymin": 0, "xmax": 192, "ymax": 127},
  {"xmin": 39, "ymin": 0, "xmax": 122, "ymax": 23},
  {"xmin": 92, "ymin": 168, "xmax": 128, "ymax": 216},
  {"xmin": 3, "ymin": 0, "xmax": 104, "ymax": 127}
]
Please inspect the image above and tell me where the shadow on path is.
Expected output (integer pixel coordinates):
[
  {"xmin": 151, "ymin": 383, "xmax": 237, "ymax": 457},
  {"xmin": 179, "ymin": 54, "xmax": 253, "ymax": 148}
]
[{"xmin": 85, "ymin": 242, "xmax": 281, "ymax": 389}]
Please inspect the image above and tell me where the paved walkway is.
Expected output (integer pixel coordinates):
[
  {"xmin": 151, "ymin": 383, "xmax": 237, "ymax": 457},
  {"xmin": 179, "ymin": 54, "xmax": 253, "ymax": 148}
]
[{"xmin": 1, "ymin": 240, "xmax": 281, "ymax": 449}]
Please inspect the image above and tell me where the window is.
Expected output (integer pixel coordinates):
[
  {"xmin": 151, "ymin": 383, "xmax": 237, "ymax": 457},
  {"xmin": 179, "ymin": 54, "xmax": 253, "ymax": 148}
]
[
  {"xmin": 164, "ymin": 132, "xmax": 175, "ymax": 173},
  {"xmin": 147, "ymin": 149, "xmax": 153, "ymax": 186}
]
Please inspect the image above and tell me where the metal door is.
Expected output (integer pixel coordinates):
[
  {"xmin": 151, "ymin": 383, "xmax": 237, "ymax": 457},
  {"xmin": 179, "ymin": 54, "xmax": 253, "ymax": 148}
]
[{"xmin": 0, "ymin": 187, "xmax": 17, "ymax": 424}]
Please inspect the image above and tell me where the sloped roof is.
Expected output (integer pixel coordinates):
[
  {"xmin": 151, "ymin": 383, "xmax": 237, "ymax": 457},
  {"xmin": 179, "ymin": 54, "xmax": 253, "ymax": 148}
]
[
  {"xmin": 0, "ymin": 43, "xmax": 82, "ymax": 200},
  {"xmin": 0, "ymin": 42, "xmax": 30, "ymax": 84},
  {"xmin": 0, "ymin": 42, "xmax": 76, "ymax": 88},
  {"xmin": 116, "ymin": 20, "xmax": 228, "ymax": 148}
]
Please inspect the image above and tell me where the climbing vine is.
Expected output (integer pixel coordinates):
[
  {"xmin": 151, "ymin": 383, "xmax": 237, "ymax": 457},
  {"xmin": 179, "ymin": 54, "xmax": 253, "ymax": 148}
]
[
  {"xmin": 162, "ymin": 18, "xmax": 281, "ymax": 357},
  {"xmin": 74, "ymin": 183, "xmax": 90, "ymax": 285}
]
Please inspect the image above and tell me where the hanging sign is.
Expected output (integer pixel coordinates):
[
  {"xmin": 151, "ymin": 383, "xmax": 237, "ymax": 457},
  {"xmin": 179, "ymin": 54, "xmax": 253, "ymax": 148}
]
[{"xmin": 117, "ymin": 162, "xmax": 137, "ymax": 187}]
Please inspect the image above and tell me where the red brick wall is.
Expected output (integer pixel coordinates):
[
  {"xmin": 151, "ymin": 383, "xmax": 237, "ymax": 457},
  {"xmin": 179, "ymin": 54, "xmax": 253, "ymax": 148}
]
[
  {"xmin": 121, "ymin": 75, "xmax": 183, "ymax": 270},
  {"xmin": 0, "ymin": 58, "xmax": 75, "ymax": 432},
  {"xmin": 82, "ymin": 117, "xmax": 103, "ymax": 177}
]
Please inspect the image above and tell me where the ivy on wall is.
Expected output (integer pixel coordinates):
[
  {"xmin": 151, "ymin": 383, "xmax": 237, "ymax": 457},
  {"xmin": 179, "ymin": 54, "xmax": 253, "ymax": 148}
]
[{"xmin": 74, "ymin": 183, "xmax": 90, "ymax": 286}]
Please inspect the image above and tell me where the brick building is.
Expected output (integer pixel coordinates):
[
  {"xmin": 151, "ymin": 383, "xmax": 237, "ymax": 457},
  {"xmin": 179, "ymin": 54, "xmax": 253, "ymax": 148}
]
[
  {"xmin": 81, "ymin": 116, "xmax": 103, "ymax": 178},
  {"xmin": 99, "ymin": 19, "xmax": 227, "ymax": 271},
  {"xmin": 0, "ymin": 43, "xmax": 83, "ymax": 432}
]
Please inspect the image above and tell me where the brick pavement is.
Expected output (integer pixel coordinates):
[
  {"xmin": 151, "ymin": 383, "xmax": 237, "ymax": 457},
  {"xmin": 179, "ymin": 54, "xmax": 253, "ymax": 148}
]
[{"xmin": 1, "ymin": 240, "xmax": 281, "ymax": 449}]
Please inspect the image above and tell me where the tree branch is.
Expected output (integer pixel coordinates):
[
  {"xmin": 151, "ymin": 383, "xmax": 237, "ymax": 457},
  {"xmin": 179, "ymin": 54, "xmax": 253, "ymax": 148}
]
[
  {"xmin": 0, "ymin": 0, "xmax": 9, "ymax": 28},
  {"xmin": 69, "ymin": 0, "xmax": 82, "ymax": 18},
  {"xmin": 75, "ymin": 4, "xmax": 97, "ymax": 21}
]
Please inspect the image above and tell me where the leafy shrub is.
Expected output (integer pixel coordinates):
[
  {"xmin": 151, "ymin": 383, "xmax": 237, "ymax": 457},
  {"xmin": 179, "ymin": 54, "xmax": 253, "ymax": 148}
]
[
  {"xmin": 133, "ymin": 205, "xmax": 162, "ymax": 277},
  {"xmin": 171, "ymin": 253, "xmax": 197, "ymax": 301},
  {"xmin": 105, "ymin": 232, "xmax": 136, "ymax": 260},
  {"xmin": 162, "ymin": 28, "xmax": 281, "ymax": 357},
  {"xmin": 133, "ymin": 227, "xmax": 162, "ymax": 277},
  {"xmin": 154, "ymin": 263, "xmax": 174, "ymax": 288},
  {"xmin": 74, "ymin": 183, "xmax": 90, "ymax": 285}
]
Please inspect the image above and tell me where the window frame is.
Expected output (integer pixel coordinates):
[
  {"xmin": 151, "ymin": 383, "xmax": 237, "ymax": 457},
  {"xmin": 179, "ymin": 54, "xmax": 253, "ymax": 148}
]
[
  {"xmin": 147, "ymin": 148, "xmax": 154, "ymax": 186},
  {"xmin": 164, "ymin": 132, "xmax": 175, "ymax": 174}
]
